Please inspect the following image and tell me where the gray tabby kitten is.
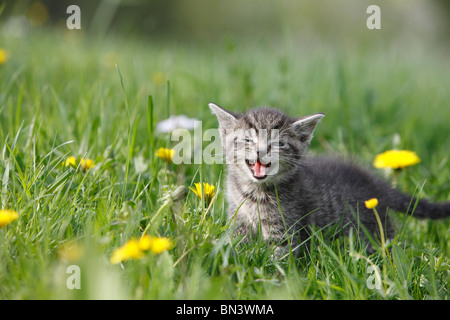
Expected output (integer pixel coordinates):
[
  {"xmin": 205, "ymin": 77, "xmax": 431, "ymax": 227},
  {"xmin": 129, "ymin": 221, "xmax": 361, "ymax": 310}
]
[{"xmin": 209, "ymin": 103, "xmax": 450, "ymax": 255}]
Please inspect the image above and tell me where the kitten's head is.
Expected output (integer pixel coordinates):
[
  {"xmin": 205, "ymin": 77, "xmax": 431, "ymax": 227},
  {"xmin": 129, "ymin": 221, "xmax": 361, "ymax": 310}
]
[{"xmin": 209, "ymin": 103, "xmax": 324, "ymax": 185}]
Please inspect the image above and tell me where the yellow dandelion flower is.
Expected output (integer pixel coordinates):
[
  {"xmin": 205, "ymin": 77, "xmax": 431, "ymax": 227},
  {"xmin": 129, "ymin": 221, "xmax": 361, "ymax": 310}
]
[
  {"xmin": 148, "ymin": 236, "xmax": 173, "ymax": 254},
  {"xmin": 190, "ymin": 182, "xmax": 215, "ymax": 201},
  {"xmin": 80, "ymin": 158, "xmax": 95, "ymax": 170},
  {"xmin": 138, "ymin": 234, "xmax": 173, "ymax": 254},
  {"xmin": 0, "ymin": 209, "xmax": 19, "ymax": 227},
  {"xmin": 373, "ymin": 150, "xmax": 421, "ymax": 170},
  {"xmin": 65, "ymin": 156, "xmax": 77, "ymax": 167},
  {"xmin": 138, "ymin": 235, "xmax": 152, "ymax": 251},
  {"xmin": 110, "ymin": 235, "xmax": 173, "ymax": 264},
  {"xmin": 110, "ymin": 238, "xmax": 144, "ymax": 264},
  {"xmin": 0, "ymin": 49, "xmax": 9, "ymax": 65},
  {"xmin": 364, "ymin": 198, "xmax": 379, "ymax": 209},
  {"xmin": 155, "ymin": 147, "xmax": 175, "ymax": 163}
]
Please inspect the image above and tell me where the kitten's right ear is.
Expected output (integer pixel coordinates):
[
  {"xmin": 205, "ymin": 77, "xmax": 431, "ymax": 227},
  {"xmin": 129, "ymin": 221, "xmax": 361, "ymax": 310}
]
[
  {"xmin": 208, "ymin": 103, "xmax": 238, "ymax": 127},
  {"xmin": 292, "ymin": 113, "xmax": 325, "ymax": 145}
]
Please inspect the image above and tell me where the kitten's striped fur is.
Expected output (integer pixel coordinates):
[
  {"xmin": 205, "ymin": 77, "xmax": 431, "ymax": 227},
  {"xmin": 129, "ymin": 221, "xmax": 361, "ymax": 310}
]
[{"xmin": 209, "ymin": 103, "xmax": 450, "ymax": 255}]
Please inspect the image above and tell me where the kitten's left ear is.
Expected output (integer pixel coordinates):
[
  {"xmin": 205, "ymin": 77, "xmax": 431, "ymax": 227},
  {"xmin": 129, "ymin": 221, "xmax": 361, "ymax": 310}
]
[{"xmin": 292, "ymin": 113, "xmax": 325, "ymax": 144}]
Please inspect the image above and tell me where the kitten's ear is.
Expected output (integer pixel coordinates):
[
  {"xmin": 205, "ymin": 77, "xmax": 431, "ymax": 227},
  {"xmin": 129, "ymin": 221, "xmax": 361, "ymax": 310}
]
[
  {"xmin": 208, "ymin": 103, "xmax": 238, "ymax": 127},
  {"xmin": 292, "ymin": 113, "xmax": 325, "ymax": 144}
]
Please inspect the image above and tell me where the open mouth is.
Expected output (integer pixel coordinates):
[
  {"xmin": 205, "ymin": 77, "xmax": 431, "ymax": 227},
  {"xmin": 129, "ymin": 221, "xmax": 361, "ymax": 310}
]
[{"xmin": 246, "ymin": 159, "xmax": 271, "ymax": 180}]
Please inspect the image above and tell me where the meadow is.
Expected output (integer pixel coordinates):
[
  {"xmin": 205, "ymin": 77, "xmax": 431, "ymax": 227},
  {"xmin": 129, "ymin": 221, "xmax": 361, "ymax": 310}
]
[{"xmin": 0, "ymin": 28, "xmax": 449, "ymax": 300}]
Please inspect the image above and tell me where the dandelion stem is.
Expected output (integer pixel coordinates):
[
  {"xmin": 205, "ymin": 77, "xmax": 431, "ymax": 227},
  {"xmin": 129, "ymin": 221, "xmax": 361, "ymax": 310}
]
[
  {"xmin": 372, "ymin": 208, "xmax": 385, "ymax": 249},
  {"xmin": 371, "ymin": 207, "xmax": 393, "ymax": 284}
]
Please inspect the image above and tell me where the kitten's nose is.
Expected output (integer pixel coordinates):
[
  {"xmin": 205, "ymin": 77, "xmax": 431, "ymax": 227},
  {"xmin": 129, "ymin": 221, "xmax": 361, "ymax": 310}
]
[
  {"xmin": 257, "ymin": 145, "xmax": 269, "ymax": 157},
  {"xmin": 256, "ymin": 146, "xmax": 269, "ymax": 164}
]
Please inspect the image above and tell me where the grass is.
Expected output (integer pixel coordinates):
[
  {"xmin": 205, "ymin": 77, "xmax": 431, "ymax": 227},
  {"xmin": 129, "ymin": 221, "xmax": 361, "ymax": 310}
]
[{"xmin": 0, "ymin": 29, "xmax": 449, "ymax": 300}]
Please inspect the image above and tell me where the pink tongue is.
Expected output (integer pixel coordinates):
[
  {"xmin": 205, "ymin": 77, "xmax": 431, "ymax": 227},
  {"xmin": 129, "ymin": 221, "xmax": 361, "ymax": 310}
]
[{"xmin": 254, "ymin": 161, "xmax": 266, "ymax": 177}]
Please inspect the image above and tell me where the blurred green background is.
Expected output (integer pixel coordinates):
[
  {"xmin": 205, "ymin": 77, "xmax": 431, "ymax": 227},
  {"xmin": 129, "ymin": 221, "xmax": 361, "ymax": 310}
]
[{"xmin": 2, "ymin": 0, "xmax": 450, "ymax": 45}]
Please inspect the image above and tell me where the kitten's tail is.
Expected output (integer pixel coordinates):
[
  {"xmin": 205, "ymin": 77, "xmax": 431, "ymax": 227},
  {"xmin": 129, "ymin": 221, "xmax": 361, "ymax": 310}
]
[{"xmin": 387, "ymin": 190, "xmax": 450, "ymax": 220}]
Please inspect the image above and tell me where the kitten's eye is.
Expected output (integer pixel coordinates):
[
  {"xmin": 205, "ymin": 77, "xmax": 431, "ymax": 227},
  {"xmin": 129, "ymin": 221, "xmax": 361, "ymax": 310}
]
[
  {"xmin": 244, "ymin": 138, "xmax": 253, "ymax": 144},
  {"xmin": 271, "ymin": 141, "xmax": 285, "ymax": 148}
]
